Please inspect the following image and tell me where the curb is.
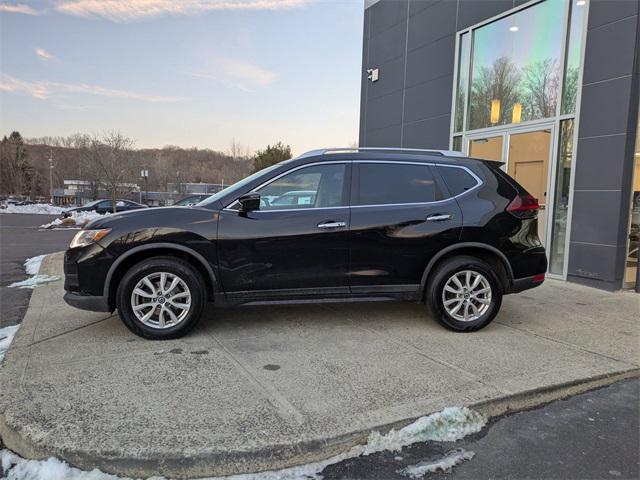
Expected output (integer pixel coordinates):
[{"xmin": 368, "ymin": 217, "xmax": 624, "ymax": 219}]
[{"xmin": 1, "ymin": 369, "xmax": 638, "ymax": 478}]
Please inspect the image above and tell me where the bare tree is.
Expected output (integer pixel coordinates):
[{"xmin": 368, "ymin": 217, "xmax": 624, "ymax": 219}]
[
  {"xmin": 521, "ymin": 59, "xmax": 561, "ymax": 120},
  {"xmin": 87, "ymin": 132, "xmax": 137, "ymax": 212}
]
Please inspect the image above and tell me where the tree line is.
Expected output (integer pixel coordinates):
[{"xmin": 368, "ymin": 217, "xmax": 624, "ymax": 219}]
[{"xmin": 0, "ymin": 131, "xmax": 293, "ymax": 209}]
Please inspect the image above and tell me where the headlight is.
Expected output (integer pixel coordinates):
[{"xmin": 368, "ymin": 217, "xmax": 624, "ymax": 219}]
[{"xmin": 70, "ymin": 229, "xmax": 111, "ymax": 249}]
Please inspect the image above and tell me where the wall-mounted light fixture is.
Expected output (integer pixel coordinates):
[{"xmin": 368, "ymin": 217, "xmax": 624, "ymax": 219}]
[
  {"xmin": 490, "ymin": 99, "xmax": 501, "ymax": 124},
  {"xmin": 367, "ymin": 68, "xmax": 379, "ymax": 82},
  {"xmin": 512, "ymin": 103, "xmax": 522, "ymax": 123}
]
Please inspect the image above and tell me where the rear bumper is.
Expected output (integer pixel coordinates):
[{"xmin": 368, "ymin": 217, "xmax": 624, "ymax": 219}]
[
  {"xmin": 63, "ymin": 291, "xmax": 111, "ymax": 312},
  {"xmin": 509, "ymin": 273, "xmax": 545, "ymax": 294}
]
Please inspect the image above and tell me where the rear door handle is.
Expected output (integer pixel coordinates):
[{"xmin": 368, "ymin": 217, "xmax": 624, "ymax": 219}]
[
  {"xmin": 426, "ymin": 214, "xmax": 453, "ymax": 222},
  {"xmin": 317, "ymin": 221, "xmax": 347, "ymax": 229}
]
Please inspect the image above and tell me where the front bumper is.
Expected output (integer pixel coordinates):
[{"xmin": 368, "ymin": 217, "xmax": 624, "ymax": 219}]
[{"xmin": 63, "ymin": 291, "xmax": 111, "ymax": 312}]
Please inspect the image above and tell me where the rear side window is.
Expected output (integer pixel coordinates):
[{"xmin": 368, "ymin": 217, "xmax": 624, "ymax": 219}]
[
  {"xmin": 357, "ymin": 163, "xmax": 441, "ymax": 206},
  {"xmin": 437, "ymin": 166, "xmax": 478, "ymax": 196}
]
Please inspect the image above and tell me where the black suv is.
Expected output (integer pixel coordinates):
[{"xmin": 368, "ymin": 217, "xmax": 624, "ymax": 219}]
[{"xmin": 64, "ymin": 148, "xmax": 546, "ymax": 339}]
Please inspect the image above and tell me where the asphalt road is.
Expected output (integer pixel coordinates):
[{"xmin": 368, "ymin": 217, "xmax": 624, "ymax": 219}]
[
  {"xmin": 322, "ymin": 378, "xmax": 640, "ymax": 480},
  {"xmin": 0, "ymin": 213, "xmax": 77, "ymax": 328}
]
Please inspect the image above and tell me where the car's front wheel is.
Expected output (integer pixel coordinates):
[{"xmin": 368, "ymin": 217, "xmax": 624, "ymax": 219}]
[
  {"xmin": 116, "ymin": 256, "xmax": 206, "ymax": 339},
  {"xmin": 426, "ymin": 256, "xmax": 502, "ymax": 332}
]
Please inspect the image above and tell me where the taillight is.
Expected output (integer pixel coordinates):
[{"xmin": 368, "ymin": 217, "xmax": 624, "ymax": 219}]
[{"xmin": 506, "ymin": 194, "xmax": 539, "ymax": 218}]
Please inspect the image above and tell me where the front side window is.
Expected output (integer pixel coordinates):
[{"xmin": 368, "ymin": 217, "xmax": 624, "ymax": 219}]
[
  {"xmin": 256, "ymin": 163, "xmax": 346, "ymax": 211},
  {"xmin": 357, "ymin": 163, "xmax": 441, "ymax": 206}
]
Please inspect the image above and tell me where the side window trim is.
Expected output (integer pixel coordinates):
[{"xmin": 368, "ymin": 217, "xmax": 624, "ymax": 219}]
[{"xmin": 223, "ymin": 161, "xmax": 352, "ymax": 211}]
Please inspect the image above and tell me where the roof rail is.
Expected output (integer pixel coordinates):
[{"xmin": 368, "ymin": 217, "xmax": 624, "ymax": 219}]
[{"xmin": 297, "ymin": 147, "xmax": 466, "ymax": 158}]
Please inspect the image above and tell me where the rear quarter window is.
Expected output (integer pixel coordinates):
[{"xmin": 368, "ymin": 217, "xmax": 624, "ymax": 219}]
[{"xmin": 437, "ymin": 166, "xmax": 478, "ymax": 196}]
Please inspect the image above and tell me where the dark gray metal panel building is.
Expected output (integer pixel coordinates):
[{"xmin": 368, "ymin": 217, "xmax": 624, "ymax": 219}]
[
  {"xmin": 359, "ymin": 0, "xmax": 640, "ymax": 291},
  {"xmin": 566, "ymin": 1, "xmax": 639, "ymax": 290}
]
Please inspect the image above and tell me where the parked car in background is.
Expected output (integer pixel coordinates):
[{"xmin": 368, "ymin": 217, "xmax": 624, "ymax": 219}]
[
  {"xmin": 62, "ymin": 199, "xmax": 147, "ymax": 217},
  {"xmin": 173, "ymin": 194, "xmax": 211, "ymax": 206},
  {"xmin": 64, "ymin": 147, "xmax": 547, "ymax": 340},
  {"xmin": 264, "ymin": 190, "xmax": 316, "ymax": 208}
]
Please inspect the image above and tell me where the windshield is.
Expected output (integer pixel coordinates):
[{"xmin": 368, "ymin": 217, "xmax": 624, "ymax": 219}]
[
  {"xmin": 81, "ymin": 199, "xmax": 102, "ymax": 208},
  {"xmin": 197, "ymin": 162, "xmax": 284, "ymax": 207}
]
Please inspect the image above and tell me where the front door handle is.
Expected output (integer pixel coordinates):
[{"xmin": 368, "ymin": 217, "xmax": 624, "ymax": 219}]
[
  {"xmin": 317, "ymin": 221, "xmax": 347, "ymax": 229},
  {"xmin": 426, "ymin": 213, "xmax": 453, "ymax": 222}
]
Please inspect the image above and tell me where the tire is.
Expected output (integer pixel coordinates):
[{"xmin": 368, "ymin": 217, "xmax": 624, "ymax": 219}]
[
  {"xmin": 116, "ymin": 256, "xmax": 207, "ymax": 339},
  {"xmin": 426, "ymin": 255, "xmax": 503, "ymax": 332}
]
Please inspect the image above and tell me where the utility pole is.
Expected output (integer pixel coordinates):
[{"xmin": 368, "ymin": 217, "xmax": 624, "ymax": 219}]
[
  {"xmin": 140, "ymin": 168, "xmax": 149, "ymax": 205},
  {"xmin": 49, "ymin": 149, "xmax": 54, "ymax": 205}
]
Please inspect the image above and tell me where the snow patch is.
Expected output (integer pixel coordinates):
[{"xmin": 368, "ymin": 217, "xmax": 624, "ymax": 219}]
[
  {"xmin": 8, "ymin": 275, "xmax": 60, "ymax": 289},
  {"xmin": 0, "ymin": 325, "xmax": 20, "ymax": 364},
  {"xmin": 40, "ymin": 210, "xmax": 105, "ymax": 229},
  {"xmin": 1, "ymin": 450, "xmax": 122, "ymax": 480},
  {"xmin": 24, "ymin": 255, "xmax": 45, "ymax": 276},
  {"xmin": 8, "ymin": 254, "xmax": 59, "ymax": 289},
  {"xmin": 0, "ymin": 407, "xmax": 486, "ymax": 480},
  {"xmin": 2, "ymin": 203, "xmax": 67, "ymax": 215},
  {"xmin": 399, "ymin": 448, "xmax": 475, "ymax": 478}
]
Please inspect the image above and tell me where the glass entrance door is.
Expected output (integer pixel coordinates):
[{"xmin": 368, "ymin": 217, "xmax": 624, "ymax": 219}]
[
  {"xmin": 466, "ymin": 126, "xmax": 555, "ymax": 249},
  {"xmin": 507, "ymin": 128, "xmax": 553, "ymax": 245}
]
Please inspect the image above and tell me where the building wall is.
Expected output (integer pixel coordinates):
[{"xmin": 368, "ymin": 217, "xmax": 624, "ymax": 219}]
[
  {"xmin": 566, "ymin": 0, "xmax": 639, "ymax": 290},
  {"xmin": 360, "ymin": 0, "xmax": 526, "ymax": 148},
  {"xmin": 360, "ymin": 0, "xmax": 640, "ymax": 290}
]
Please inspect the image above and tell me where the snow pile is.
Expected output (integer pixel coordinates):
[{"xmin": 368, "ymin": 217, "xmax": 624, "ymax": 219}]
[
  {"xmin": 40, "ymin": 210, "xmax": 104, "ymax": 229},
  {"xmin": 1, "ymin": 450, "xmax": 123, "ymax": 480},
  {"xmin": 399, "ymin": 448, "xmax": 475, "ymax": 478},
  {"xmin": 24, "ymin": 255, "xmax": 45, "ymax": 275},
  {"xmin": 0, "ymin": 325, "xmax": 20, "ymax": 364},
  {"xmin": 8, "ymin": 255, "xmax": 60, "ymax": 289},
  {"xmin": 0, "ymin": 407, "xmax": 486, "ymax": 480},
  {"xmin": 2, "ymin": 203, "xmax": 67, "ymax": 215},
  {"xmin": 8, "ymin": 275, "xmax": 60, "ymax": 289}
]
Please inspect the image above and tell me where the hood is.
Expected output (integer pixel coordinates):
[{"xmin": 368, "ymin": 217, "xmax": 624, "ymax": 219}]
[{"xmin": 85, "ymin": 206, "xmax": 209, "ymax": 229}]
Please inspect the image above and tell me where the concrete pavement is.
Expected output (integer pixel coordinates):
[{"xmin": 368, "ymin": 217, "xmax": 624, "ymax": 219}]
[
  {"xmin": 0, "ymin": 252, "xmax": 638, "ymax": 478},
  {"xmin": 0, "ymin": 213, "xmax": 77, "ymax": 328}
]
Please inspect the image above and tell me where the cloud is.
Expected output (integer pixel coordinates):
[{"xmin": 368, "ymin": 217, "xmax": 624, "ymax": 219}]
[
  {"xmin": 55, "ymin": 0, "xmax": 310, "ymax": 22},
  {"xmin": 192, "ymin": 57, "xmax": 277, "ymax": 91},
  {"xmin": 0, "ymin": 3, "xmax": 39, "ymax": 15},
  {"xmin": 35, "ymin": 48, "xmax": 56, "ymax": 61},
  {"xmin": 0, "ymin": 74, "xmax": 189, "ymax": 102}
]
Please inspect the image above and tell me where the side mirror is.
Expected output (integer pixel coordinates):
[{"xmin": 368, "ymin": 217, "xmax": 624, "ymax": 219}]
[{"xmin": 238, "ymin": 193, "xmax": 260, "ymax": 213}]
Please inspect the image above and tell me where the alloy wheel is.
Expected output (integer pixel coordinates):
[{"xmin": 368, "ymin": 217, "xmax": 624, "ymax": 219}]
[
  {"xmin": 441, "ymin": 270, "xmax": 492, "ymax": 322},
  {"xmin": 130, "ymin": 272, "xmax": 191, "ymax": 329}
]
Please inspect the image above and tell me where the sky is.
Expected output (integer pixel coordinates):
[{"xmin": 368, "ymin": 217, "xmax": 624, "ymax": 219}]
[{"xmin": 0, "ymin": 0, "xmax": 364, "ymax": 156}]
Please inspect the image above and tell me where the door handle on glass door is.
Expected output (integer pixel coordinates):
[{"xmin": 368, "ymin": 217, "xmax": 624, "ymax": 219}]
[
  {"xmin": 426, "ymin": 214, "xmax": 452, "ymax": 222},
  {"xmin": 317, "ymin": 221, "xmax": 347, "ymax": 229}
]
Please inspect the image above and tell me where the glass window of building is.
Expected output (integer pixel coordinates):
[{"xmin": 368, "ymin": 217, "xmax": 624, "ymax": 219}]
[
  {"xmin": 626, "ymin": 110, "xmax": 640, "ymax": 289},
  {"xmin": 467, "ymin": 0, "xmax": 565, "ymax": 130},
  {"xmin": 454, "ymin": 33, "xmax": 470, "ymax": 133},
  {"xmin": 549, "ymin": 119, "xmax": 574, "ymax": 275},
  {"xmin": 561, "ymin": 0, "xmax": 587, "ymax": 115}
]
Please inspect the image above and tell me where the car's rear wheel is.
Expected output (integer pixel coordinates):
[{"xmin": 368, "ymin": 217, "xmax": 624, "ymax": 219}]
[
  {"xmin": 426, "ymin": 255, "xmax": 502, "ymax": 332},
  {"xmin": 116, "ymin": 256, "xmax": 206, "ymax": 339}
]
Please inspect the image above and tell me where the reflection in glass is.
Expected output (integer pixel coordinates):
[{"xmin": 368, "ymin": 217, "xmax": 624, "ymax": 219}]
[
  {"xmin": 468, "ymin": 135, "xmax": 503, "ymax": 162},
  {"xmin": 625, "ymin": 109, "xmax": 640, "ymax": 288},
  {"xmin": 454, "ymin": 33, "xmax": 470, "ymax": 132},
  {"xmin": 549, "ymin": 119, "xmax": 573, "ymax": 275},
  {"xmin": 561, "ymin": 0, "xmax": 587, "ymax": 114},
  {"xmin": 452, "ymin": 135, "xmax": 462, "ymax": 152},
  {"xmin": 468, "ymin": 0, "xmax": 565, "ymax": 130}
]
